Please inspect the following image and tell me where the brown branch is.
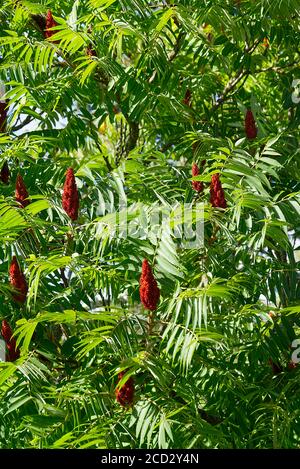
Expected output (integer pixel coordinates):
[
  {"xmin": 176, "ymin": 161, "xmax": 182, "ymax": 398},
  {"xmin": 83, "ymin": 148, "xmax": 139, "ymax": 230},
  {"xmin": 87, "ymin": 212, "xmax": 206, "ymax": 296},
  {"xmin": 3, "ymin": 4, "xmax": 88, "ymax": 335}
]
[
  {"xmin": 60, "ymin": 267, "xmax": 69, "ymax": 288},
  {"xmin": 149, "ymin": 29, "xmax": 185, "ymax": 84},
  {"xmin": 125, "ymin": 121, "xmax": 139, "ymax": 156},
  {"xmin": 169, "ymin": 391, "xmax": 222, "ymax": 426},
  {"xmin": 212, "ymin": 69, "xmax": 248, "ymax": 111},
  {"xmin": 94, "ymin": 138, "xmax": 113, "ymax": 171},
  {"xmin": 244, "ymin": 38, "xmax": 261, "ymax": 54},
  {"xmin": 255, "ymin": 60, "xmax": 299, "ymax": 74},
  {"xmin": 212, "ymin": 56, "xmax": 299, "ymax": 112},
  {"xmin": 211, "ymin": 38, "xmax": 274, "ymax": 111},
  {"xmin": 12, "ymin": 115, "xmax": 33, "ymax": 132}
]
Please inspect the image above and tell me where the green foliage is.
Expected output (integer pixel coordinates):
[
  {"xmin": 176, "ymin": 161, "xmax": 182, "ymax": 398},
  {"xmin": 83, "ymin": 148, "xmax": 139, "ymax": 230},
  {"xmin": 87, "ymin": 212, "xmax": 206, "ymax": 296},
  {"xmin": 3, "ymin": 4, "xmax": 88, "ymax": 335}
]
[{"xmin": 0, "ymin": 0, "xmax": 299, "ymax": 449}]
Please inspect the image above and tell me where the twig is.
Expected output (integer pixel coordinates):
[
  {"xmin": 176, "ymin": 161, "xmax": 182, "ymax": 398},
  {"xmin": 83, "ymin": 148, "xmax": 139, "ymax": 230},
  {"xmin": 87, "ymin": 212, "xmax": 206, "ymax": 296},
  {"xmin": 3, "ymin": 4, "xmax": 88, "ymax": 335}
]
[
  {"xmin": 94, "ymin": 139, "xmax": 113, "ymax": 171},
  {"xmin": 99, "ymin": 289, "xmax": 107, "ymax": 307},
  {"xmin": 12, "ymin": 115, "xmax": 33, "ymax": 132},
  {"xmin": 255, "ymin": 60, "xmax": 299, "ymax": 74},
  {"xmin": 149, "ymin": 29, "xmax": 185, "ymax": 84},
  {"xmin": 60, "ymin": 267, "xmax": 69, "ymax": 288},
  {"xmin": 212, "ymin": 69, "xmax": 247, "ymax": 111}
]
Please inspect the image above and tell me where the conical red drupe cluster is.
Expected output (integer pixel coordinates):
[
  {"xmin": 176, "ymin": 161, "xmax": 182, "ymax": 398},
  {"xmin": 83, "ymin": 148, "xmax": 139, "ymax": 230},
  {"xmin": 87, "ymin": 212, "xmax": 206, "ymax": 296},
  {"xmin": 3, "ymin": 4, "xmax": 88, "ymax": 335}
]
[
  {"xmin": 115, "ymin": 370, "xmax": 135, "ymax": 407},
  {"xmin": 139, "ymin": 259, "xmax": 160, "ymax": 311},
  {"xmin": 9, "ymin": 256, "xmax": 28, "ymax": 304},
  {"xmin": 1, "ymin": 320, "xmax": 20, "ymax": 362},
  {"xmin": 62, "ymin": 168, "xmax": 79, "ymax": 221},
  {"xmin": 0, "ymin": 100, "xmax": 7, "ymax": 132},
  {"xmin": 1, "ymin": 320, "xmax": 13, "ymax": 342},
  {"xmin": 45, "ymin": 10, "xmax": 58, "ymax": 40},
  {"xmin": 245, "ymin": 109, "xmax": 257, "ymax": 139},
  {"xmin": 15, "ymin": 174, "xmax": 30, "ymax": 207},
  {"xmin": 191, "ymin": 163, "xmax": 204, "ymax": 193},
  {"xmin": 0, "ymin": 161, "xmax": 9, "ymax": 184},
  {"xmin": 210, "ymin": 173, "xmax": 227, "ymax": 208}
]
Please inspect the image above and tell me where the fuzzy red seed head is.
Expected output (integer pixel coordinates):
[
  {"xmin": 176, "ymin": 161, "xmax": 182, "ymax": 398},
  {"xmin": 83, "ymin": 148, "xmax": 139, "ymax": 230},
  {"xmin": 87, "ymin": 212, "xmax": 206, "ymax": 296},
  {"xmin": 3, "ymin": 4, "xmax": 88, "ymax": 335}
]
[
  {"xmin": 139, "ymin": 259, "xmax": 160, "ymax": 311},
  {"xmin": 210, "ymin": 173, "xmax": 227, "ymax": 208},
  {"xmin": 45, "ymin": 10, "xmax": 58, "ymax": 40},
  {"xmin": 288, "ymin": 361, "xmax": 297, "ymax": 370},
  {"xmin": 15, "ymin": 174, "xmax": 30, "ymax": 208},
  {"xmin": 115, "ymin": 370, "xmax": 135, "ymax": 407},
  {"xmin": 0, "ymin": 161, "xmax": 9, "ymax": 184},
  {"xmin": 1, "ymin": 320, "xmax": 20, "ymax": 361},
  {"xmin": 9, "ymin": 256, "xmax": 28, "ymax": 303},
  {"xmin": 191, "ymin": 163, "xmax": 204, "ymax": 193},
  {"xmin": 1, "ymin": 320, "xmax": 13, "ymax": 342},
  {"xmin": 62, "ymin": 168, "xmax": 79, "ymax": 221},
  {"xmin": 245, "ymin": 109, "xmax": 257, "ymax": 139},
  {"xmin": 6, "ymin": 339, "xmax": 20, "ymax": 362}
]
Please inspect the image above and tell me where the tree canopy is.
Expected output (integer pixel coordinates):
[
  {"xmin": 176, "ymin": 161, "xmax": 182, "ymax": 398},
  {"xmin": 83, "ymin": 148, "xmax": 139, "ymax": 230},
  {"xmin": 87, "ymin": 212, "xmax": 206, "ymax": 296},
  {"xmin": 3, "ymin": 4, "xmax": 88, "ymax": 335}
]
[{"xmin": 0, "ymin": 0, "xmax": 300, "ymax": 449}]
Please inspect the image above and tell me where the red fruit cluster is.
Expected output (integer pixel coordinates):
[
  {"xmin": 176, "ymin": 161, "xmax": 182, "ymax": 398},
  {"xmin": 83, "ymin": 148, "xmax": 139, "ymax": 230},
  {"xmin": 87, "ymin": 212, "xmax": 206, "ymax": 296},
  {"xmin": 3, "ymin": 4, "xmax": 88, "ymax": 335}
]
[
  {"xmin": 1, "ymin": 320, "xmax": 20, "ymax": 362},
  {"xmin": 15, "ymin": 174, "xmax": 30, "ymax": 207},
  {"xmin": 183, "ymin": 89, "xmax": 192, "ymax": 107},
  {"xmin": 0, "ymin": 101, "xmax": 7, "ymax": 132},
  {"xmin": 191, "ymin": 163, "xmax": 204, "ymax": 193},
  {"xmin": 62, "ymin": 168, "xmax": 79, "ymax": 221},
  {"xmin": 245, "ymin": 109, "xmax": 257, "ymax": 139},
  {"xmin": 288, "ymin": 360, "xmax": 297, "ymax": 370},
  {"xmin": 0, "ymin": 161, "xmax": 9, "ymax": 184},
  {"xmin": 115, "ymin": 370, "xmax": 134, "ymax": 407},
  {"xmin": 262, "ymin": 37, "xmax": 269, "ymax": 48},
  {"xmin": 210, "ymin": 173, "xmax": 227, "ymax": 209},
  {"xmin": 9, "ymin": 256, "xmax": 28, "ymax": 303},
  {"xmin": 139, "ymin": 259, "xmax": 160, "ymax": 311},
  {"xmin": 45, "ymin": 10, "xmax": 58, "ymax": 40},
  {"xmin": 86, "ymin": 45, "xmax": 97, "ymax": 57}
]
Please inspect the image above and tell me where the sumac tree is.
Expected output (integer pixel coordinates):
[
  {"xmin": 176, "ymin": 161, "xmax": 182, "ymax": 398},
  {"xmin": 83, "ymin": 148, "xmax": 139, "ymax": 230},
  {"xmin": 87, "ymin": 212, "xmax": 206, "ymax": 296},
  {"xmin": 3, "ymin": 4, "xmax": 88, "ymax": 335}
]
[{"xmin": 0, "ymin": 0, "xmax": 299, "ymax": 449}]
